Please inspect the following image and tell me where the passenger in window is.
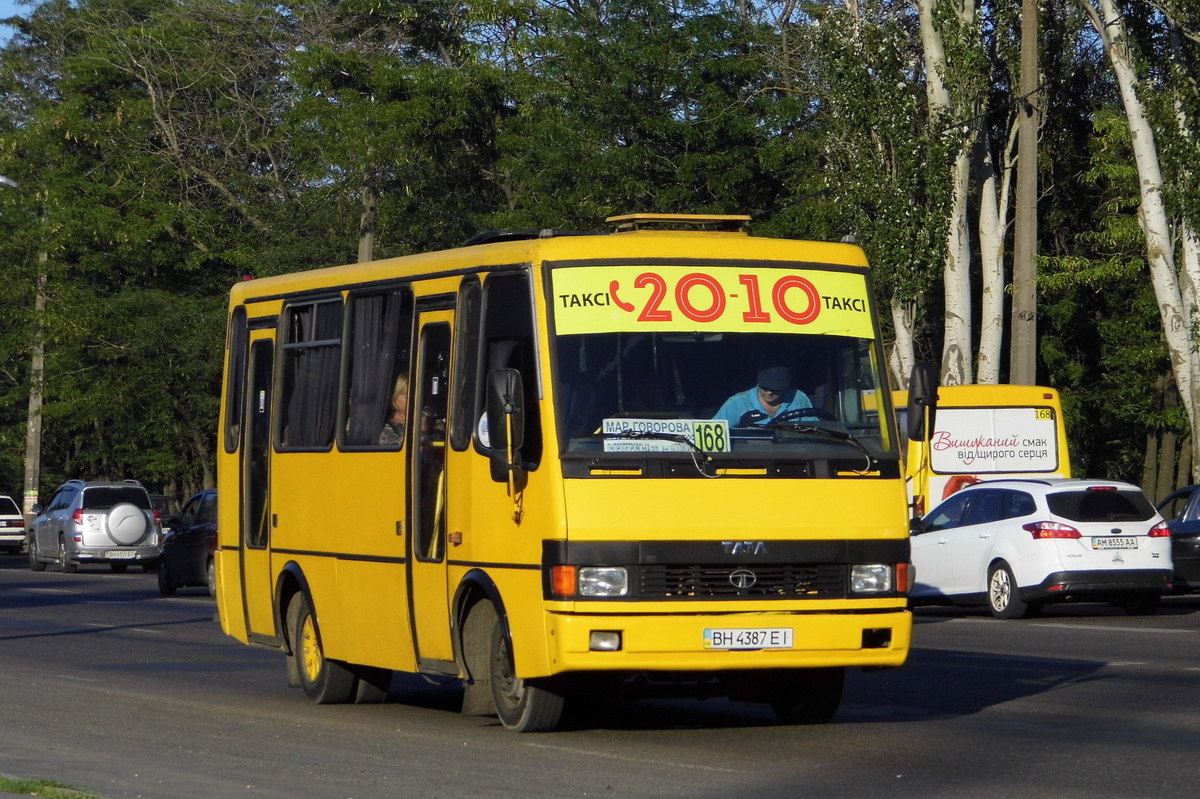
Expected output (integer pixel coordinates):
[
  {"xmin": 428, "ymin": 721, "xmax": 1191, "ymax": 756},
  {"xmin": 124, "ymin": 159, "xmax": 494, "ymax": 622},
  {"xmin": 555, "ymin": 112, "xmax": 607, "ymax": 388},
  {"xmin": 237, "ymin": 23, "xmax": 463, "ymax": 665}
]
[
  {"xmin": 713, "ymin": 366, "xmax": 813, "ymax": 427},
  {"xmin": 378, "ymin": 375, "xmax": 409, "ymax": 446}
]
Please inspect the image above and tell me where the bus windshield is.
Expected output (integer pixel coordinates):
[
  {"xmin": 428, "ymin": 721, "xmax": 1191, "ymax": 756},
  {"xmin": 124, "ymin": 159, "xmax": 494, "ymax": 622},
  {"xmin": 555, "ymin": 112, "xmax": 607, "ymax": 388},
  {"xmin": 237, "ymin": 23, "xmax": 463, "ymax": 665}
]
[{"xmin": 553, "ymin": 330, "xmax": 894, "ymax": 462}]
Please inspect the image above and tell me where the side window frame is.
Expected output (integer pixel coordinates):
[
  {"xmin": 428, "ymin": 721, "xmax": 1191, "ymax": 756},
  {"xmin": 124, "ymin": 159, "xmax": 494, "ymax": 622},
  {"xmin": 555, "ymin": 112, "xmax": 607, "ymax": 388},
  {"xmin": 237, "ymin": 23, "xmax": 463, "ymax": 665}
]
[
  {"xmin": 224, "ymin": 306, "xmax": 248, "ymax": 453},
  {"xmin": 338, "ymin": 286, "xmax": 414, "ymax": 451},
  {"xmin": 925, "ymin": 492, "xmax": 972, "ymax": 532},
  {"xmin": 451, "ymin": 275, "xmax": 481, "ymax": 451},
  {"xmin": 276, "ymin": 297, "xmax": 344, "ymax": 452},
  {"xmin": 472, "ymin": 270, "xmax": 543, "ymax": 469}
]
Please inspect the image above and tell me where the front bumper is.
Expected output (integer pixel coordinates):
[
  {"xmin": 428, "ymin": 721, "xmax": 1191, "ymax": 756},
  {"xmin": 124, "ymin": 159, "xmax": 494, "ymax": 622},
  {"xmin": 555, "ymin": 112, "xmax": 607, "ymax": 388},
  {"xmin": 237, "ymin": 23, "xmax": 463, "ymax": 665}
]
[{"xmin": 543, "ymin": 608, "xmax": 912, "ymax": 674}]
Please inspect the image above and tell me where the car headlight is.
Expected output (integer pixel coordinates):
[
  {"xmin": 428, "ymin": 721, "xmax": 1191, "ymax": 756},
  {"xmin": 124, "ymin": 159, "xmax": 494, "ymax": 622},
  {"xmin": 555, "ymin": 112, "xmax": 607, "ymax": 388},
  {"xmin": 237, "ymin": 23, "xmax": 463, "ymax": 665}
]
[
  {"xmin": 850, "ymin": 564, "xmax": 893, "ymax": 593},
  {"xmin": 578, "ymin": 566, "xmax": 629, "ymax": 597}
]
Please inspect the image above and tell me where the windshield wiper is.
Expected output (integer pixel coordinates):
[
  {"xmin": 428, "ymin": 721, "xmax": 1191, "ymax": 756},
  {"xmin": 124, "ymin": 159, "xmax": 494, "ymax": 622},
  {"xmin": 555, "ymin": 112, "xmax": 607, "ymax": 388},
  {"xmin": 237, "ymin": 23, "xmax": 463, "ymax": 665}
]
[
  {"xmin": 765, "ymin": 421, "xmax": 875, "ymax": 470},
  {"xmin": 601, "ymin": 429, "xmax": 718, "ymax": 477}
]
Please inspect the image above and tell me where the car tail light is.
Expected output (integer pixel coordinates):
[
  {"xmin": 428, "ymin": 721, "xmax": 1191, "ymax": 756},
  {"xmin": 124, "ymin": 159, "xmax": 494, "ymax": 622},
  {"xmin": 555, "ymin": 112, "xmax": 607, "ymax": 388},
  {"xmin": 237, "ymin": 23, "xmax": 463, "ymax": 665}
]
[
  {"xmin": 1023, "ymin": 521, "xmax": 1081, "ymax": 539},
  {"xmin": 152, "ymin": 509, "xmax": 161, "ymax": 523},
  {"xmin": 1086, "ymin": 485, "xmax": 1118, "ymax": 491},
  {"xmin": 72, "ymin": 509, "xmax": 83, "ymax": 526},
  {"xmin": 1148, "ymin": 521, "xmax": 1171, "ymax": 538}
]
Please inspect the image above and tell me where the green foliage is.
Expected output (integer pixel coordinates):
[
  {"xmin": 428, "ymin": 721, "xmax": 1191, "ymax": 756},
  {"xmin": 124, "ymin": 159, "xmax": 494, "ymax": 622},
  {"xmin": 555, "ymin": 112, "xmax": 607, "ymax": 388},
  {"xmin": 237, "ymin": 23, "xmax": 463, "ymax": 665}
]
[
  {"xmin": 0, "ymin": 0, "xmax": 1196, "ymax": 495},
  {"xmin": 1040, "ymin": 108, "xmax": 1184, "ymax": 481}
]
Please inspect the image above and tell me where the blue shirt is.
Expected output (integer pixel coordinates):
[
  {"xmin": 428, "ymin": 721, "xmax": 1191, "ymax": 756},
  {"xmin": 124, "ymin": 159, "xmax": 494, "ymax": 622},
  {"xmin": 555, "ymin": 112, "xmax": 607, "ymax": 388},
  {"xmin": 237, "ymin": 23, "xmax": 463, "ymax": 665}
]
[{"xmin": 713, "ymin": 387, "xmax": 813, "ymax": 428}]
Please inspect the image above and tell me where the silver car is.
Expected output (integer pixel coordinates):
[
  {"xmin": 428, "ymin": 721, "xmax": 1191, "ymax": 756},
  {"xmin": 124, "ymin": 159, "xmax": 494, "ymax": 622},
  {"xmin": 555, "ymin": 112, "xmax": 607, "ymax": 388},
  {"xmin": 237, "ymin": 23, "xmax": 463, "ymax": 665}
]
[{"xmin": 28, "ymin": 480, "xmax": 161, "ymax": 573}]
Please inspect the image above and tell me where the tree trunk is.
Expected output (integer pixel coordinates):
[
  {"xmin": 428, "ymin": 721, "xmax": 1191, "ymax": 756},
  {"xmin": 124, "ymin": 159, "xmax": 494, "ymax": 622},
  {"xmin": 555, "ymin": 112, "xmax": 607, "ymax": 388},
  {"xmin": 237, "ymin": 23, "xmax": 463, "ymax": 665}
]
[
  {"xmin": 976, "ymin": 119, "xmax": 1018, "ymax": 384},
  {"xmin": 889, "ymin": 296, "xmax": 916, "ymax": 388},
  {"xmin": 357, "ymin": 160, "xmax": 377, "ymax": 264},
  {"xmin": 22, "ymin": 247, "xmax": 46, "ymax": 523},
  {"xmin": 916, "ymin": 0, "xmax": 975, "ymax": 386},
  {"xmin": 1082, "ymin": 0, "xmax": 1200, "ymax": 481},
  {"xmin": 1010, "ymin": 0, "xmax": 1040, "ymax": 385}
]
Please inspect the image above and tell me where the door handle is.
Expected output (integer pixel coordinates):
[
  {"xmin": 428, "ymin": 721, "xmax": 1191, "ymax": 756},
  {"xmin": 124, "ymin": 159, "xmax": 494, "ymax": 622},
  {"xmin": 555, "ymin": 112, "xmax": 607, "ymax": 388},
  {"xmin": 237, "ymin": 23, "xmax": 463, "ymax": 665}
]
[
  {"xmin": 978, "ymin": 533, "xmax": 991, "ymax": 539},
  {"xmin": 938, "ymin": 537, "xmax": 949, "ymax": 545}
]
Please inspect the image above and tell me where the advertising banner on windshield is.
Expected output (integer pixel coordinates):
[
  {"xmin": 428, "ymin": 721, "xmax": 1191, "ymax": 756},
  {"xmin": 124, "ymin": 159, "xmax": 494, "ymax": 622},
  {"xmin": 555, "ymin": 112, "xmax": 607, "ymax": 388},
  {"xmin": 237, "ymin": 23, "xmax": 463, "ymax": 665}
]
[
  {"xmin": 550, "ymin": 265, "xmax": 874, "ymax": 338},
  {"xmin": 930, "ymin": 407, "xmax": 1060, "ymax": 474}
]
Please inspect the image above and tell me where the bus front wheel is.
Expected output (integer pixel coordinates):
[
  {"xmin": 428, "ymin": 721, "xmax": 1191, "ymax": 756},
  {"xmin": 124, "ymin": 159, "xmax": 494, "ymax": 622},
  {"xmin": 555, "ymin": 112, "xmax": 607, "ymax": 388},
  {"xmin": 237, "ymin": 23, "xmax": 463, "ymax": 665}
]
[
  {"xmin": 489, "ymin": 613, "xmax": 565, "ymax": 732},
  {"xmin": 769, "ymin": 667, "xmax": 844, "ymax": 724},
  {"xmin": 288, "ymin": 593, "xmax": 355, "ymax": 704}
]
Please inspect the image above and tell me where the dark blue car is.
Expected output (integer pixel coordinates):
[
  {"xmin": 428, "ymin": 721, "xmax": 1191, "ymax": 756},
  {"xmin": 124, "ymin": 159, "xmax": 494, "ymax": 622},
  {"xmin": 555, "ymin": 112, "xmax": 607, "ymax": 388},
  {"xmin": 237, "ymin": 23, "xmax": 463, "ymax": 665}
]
[
  {"xmin": 1156, "ymin": 486, "xmax": 1200, "ymax": 593},
  {"xmin": 158, "ymin": 489, "xmax": 217, "ymax": 596}
]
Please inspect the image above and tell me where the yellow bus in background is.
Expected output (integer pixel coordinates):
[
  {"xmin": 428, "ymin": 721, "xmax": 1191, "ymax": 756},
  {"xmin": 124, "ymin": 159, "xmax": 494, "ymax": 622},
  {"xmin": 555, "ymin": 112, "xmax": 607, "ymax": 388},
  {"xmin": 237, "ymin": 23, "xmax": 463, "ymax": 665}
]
[
  {"xmin": 215, "ymin": 213, "xmax": 915, "ymax": 731},
  {"xmin": 894, "ymin": 384, "xmax": 1071, "ymax": 518}
]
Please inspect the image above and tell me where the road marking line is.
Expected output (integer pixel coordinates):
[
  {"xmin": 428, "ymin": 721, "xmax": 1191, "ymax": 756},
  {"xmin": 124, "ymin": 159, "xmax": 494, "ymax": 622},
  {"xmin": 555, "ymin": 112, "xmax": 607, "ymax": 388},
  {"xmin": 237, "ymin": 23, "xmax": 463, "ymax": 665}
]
[
  {"xmin": 80, "ymin": 622, "xmax": 162, "ymax": 634},
  {"xmin": 1031, "ymin": 623, "xmax": 1190, "ymax": 634},
  {"xmin": 524, "ymin": 743, "xmax": 748, "ymax": 774},
  {"xmin": 25, "ymin": 587, "xmax": 73, "ymax": 594},
  {"xmin": 56, "ymin": 675, "xmax": 98, "ymax": 683}
]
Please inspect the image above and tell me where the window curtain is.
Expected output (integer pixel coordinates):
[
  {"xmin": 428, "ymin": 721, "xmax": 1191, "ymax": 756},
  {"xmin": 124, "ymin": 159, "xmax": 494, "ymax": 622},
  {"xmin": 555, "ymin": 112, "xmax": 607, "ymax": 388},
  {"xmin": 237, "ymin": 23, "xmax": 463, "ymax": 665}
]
[{"xmin": 345, "ymin": 292, "xmax": 405, "ymax": 447}]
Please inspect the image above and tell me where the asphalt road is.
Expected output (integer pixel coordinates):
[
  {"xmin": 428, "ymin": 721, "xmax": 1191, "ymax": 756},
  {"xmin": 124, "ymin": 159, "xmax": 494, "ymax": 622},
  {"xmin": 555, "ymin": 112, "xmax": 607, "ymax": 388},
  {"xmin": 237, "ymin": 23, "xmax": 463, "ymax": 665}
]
[{"xmin": 2, "ymin": 555, "xmax": 1199, "ymax": 798}]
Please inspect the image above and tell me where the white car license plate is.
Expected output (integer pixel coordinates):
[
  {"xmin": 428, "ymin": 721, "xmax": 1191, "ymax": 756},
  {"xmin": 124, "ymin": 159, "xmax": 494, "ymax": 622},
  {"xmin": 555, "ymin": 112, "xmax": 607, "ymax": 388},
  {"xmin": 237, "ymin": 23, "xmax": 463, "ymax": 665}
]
[
  {"xmin": 703, "ymin": 627, "xmax": 793, "ymax": 650},
  {"xmin": 1091, "ymin": 537, "xmax": 1137, "ymax": 550},
  {"xmin": 105, "ymin": 550, "xmax": 138, "ymax": 560}
]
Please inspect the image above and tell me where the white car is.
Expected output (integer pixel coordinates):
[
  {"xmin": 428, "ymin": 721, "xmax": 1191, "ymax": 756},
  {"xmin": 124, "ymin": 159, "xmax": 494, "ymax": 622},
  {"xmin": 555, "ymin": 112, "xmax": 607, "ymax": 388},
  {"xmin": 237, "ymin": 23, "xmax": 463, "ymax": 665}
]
[
  {"xmin": 0, "ymin": 494, "xmax": 24, "ymax": 554},
  {"xmin": 910, "ymin": 478, "xmax": 1173, "ymax": 618}
]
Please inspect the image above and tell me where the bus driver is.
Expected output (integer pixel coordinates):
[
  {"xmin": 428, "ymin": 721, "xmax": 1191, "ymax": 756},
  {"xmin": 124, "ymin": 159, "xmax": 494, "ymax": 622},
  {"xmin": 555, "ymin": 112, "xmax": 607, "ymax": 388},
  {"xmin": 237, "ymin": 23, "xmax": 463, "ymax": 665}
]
[{"xmin": 713, "ymin": 366, "xmax": 813, "ymax": 428}]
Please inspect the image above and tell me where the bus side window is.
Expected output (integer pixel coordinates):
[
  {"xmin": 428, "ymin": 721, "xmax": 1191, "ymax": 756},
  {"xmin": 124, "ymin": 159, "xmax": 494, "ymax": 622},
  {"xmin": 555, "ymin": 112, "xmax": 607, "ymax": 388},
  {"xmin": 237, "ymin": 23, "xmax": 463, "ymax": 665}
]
[
  {"xmin": 224, "ymin": 306, "xmax": 248, "ymax": 453},
  {"xmin": 476, "ymin": 273, "xmax": 542, "ymax": 468},
  {"xmin": 277, "ymin": 298, "xmax": 343, "ymax": 450},
  {"xmin": 340, "ymin": 288, "xmax": 414, "ymax": 449},
  {"xmin": 450, "ymin": 276, "xmax": 481, "ymax": 451}
]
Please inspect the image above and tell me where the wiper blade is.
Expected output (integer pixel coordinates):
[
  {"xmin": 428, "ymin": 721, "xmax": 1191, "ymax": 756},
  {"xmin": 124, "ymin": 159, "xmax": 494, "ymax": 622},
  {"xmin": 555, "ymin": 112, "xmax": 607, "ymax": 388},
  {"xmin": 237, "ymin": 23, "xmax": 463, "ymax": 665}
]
[
  {"xmin": 602, "ymin": 429, "xmax": 708, "ymax": 456},
  {"xmin": 766, "ymin": 421, "xmax": 875, "ymax": 469},
  {"xmin": 601, "ymin": 429, "xmax": 718, "ymax": 477}
]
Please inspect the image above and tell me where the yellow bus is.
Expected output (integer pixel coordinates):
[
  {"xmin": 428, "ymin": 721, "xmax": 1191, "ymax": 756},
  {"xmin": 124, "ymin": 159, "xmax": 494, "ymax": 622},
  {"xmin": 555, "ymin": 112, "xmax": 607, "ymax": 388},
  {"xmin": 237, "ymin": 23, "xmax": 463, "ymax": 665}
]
[
  {"xmin": 216, "ymin": 213, "xmax": 914, "ymax": 731},
  {"xmin": 894, "ymin": 383, "xmax": 1071, "ymax": 517}
]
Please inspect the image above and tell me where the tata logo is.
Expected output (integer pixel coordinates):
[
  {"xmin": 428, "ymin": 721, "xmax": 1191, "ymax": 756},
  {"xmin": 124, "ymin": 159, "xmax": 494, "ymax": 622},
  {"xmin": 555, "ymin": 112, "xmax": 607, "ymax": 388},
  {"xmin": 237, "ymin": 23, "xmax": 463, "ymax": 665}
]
[
  {"xmin": 722, "ymin": 541, "xmax": 769, "ymax": 555},
  {"xmin": 729, "ymin": 569, "xmax": 758, "ymax": 590}
]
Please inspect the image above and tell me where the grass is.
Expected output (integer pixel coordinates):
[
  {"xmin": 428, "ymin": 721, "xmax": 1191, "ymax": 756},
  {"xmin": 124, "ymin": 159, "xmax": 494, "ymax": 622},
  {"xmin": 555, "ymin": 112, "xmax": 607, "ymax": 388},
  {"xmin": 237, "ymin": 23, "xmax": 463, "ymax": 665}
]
[{"xmin": 0, "ymin": 776, "xmax": 102, "ymax": 798}]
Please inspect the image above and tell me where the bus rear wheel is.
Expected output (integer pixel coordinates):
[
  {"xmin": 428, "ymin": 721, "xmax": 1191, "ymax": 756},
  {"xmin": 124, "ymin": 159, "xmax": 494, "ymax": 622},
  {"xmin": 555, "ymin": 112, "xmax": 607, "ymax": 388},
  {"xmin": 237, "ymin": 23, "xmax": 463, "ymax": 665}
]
[
  {"xmin": 288, "ymin": 593, "xmax": 355, "ymax": 704},
  {"xmin": 489, "ymin": 613, "xmax": 565, "ymax": 732}
]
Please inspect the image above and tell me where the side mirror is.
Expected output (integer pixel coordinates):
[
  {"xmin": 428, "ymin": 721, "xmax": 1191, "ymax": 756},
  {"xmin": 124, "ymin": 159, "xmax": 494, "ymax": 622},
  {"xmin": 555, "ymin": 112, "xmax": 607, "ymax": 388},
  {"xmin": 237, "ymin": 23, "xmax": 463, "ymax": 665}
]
[
  {"xmin": 906, "ymin": 362, "xmax": 938, "ymax": 442},
  {"xmin": 486, "ymin": 368, "xmax": 525, "ymax": 483},
  {"xmin": 908, "ymin": 516, "xmax": 928, "ymax": 536},
  {"xmin": 31, "ymin": 504, "xmax": 43, "ymax": 515}
]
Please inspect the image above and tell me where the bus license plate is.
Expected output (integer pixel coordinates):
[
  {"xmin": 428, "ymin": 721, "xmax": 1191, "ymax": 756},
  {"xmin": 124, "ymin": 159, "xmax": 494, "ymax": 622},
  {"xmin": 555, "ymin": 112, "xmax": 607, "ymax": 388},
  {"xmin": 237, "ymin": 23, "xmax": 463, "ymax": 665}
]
[
  {"xmin": 1092, "ymin": 537, "xmax": 1137, "ymax": 550},
  {"xmin": 105, "ymin": 550, "xmax": 138, "ymax": 560},
  {"xmin": 703, "ymin": 627, "xmax": 793, "ymax": 650}
]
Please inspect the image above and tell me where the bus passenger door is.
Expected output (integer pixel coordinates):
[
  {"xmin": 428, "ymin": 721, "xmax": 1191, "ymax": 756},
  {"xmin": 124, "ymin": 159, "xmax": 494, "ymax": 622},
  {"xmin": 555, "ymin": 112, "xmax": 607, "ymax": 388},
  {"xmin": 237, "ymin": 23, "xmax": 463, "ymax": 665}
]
[
  {"xmin": 408, "ymin": 311, "xmax": 455, "ymax": 667},
  {"xmin": 241, "ymin": 335, "xmax": 277, "ymax": 639}
]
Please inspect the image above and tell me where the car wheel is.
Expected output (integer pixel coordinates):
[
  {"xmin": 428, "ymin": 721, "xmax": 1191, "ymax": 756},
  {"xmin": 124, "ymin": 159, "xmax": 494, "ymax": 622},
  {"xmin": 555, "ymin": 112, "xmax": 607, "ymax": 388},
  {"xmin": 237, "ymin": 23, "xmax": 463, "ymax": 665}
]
[
  {"xmin": 987, "ymin": 561, "xmax": 1029, "ymax": 619},
  {"xmin": 1119, "ymin": 592, "xmax": 1161, "ymax": 616},
  {"xmin": 490, "ymin": 609, "xmax": 566, "ymax": 732},
  {"xmin": 58, "ymin": 536, "xmax": 77, "ymax": 574},
  {"xmin": 158, "ymin": 562, "xmax": 176, "ymax": 596},
  {"xmin": 770, "ymin": 667, "xmax": 845, "ymax": 724},
  {"xmin": 206, "ymin": 557, "xmax": 216, "ymax": 597},
  {"xmin": 29, "ymin": 538, "xmax": 46, "ymax": 572},
  {"xmin": 288, "ymin": 593, "xmax": 355, "ymax": 704}
]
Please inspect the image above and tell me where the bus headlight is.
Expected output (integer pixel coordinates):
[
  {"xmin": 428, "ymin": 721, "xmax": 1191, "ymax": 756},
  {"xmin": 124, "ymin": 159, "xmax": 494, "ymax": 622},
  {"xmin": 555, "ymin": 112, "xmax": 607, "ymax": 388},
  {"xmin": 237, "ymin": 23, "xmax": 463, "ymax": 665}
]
[
  {"xmin": 578, "ymin": 567, "xmax": 629, "ymax": 597},
  {"xmin": 850, "ymin": 564, "xmax": 893, "ymax": 593}
]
